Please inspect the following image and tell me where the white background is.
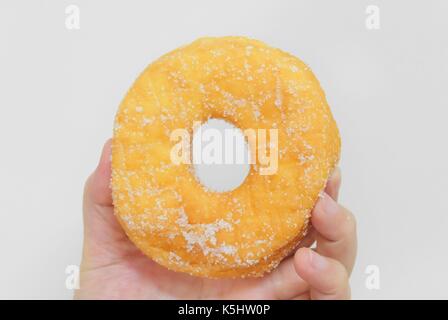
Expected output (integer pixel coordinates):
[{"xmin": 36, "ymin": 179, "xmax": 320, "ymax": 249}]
[{"xmin": 1, "ymin": 0, "xmax": 447, "ymax": 299}]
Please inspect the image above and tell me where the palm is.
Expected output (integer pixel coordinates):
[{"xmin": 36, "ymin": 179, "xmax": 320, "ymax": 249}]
[{"xmin": 77, "ymin": 205, "xmax": 308, "ymax": 300}]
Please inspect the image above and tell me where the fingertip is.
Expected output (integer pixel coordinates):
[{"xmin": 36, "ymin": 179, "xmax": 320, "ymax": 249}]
[
  {"xmin": 325, "ymin": 167, "xmax": 341, "ymax": 201},
  {"xmin": 294, "ymin": 248, "xmax": 330, "ymax": 287},
  {"xmin": 311, "ymin": 193, "xmax": 356, "ymax": 243},
  {"xmin": 266, "ymin": 256, "xmax": 309, "ymax": 299},
  {"xmin": 311, "ymin": 192, "xmax": 339, "ymax": 229},
  {"xmin": 294, "ymin": 248, "xmax": 350, "ymax": 299},
  {"xmin": 293, "ymin": 247, "xmax": 313, "ymax": 277}
]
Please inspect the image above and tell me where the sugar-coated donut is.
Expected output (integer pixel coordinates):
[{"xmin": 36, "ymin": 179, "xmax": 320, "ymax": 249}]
[{"xmin": 112, "ymin": 36, "xmax": 340, "ymax": 278}]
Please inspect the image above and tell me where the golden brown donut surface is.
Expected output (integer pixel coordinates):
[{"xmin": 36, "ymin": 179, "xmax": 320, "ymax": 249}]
[{"xmin": 112, "ymin": 36, "xmax": 340, "ymax": 278}]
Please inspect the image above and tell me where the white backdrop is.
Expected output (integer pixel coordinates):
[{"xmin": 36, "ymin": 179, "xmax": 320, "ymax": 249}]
[{"xmin": 1, "ymin": 0, "xmax": 447, "ymax": 299}]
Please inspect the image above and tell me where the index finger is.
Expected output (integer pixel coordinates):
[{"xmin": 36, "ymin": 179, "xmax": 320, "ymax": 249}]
[
  {"xmin": 310, "ymin": 168, "xmax": 357, "ymax": 274},
  {"xmin": 311, "ymin": 192, "xmax": 357, "ymax": 274}
]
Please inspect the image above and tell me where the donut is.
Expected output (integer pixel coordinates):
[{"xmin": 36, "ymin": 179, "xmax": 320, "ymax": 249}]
[{"xmin": 111, "ymin": 36, "xmax": 340, "ymax": 278}]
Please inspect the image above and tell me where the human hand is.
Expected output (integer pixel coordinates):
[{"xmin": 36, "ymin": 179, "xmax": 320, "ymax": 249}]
[{"xmin": 75, "ymin": 140, "xmax": 356, "ymax": 299}]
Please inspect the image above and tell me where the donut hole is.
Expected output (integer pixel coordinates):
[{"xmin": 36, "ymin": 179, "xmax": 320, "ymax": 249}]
[{"xmin": 192, "ymin": 118, "xmax": 251, "ymax": 192}]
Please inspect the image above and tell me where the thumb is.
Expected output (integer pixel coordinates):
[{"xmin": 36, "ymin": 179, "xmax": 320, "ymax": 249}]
[
  {"xmin": 83, "ymin": 139, "xmax": 113, "ymax": 209},
  {"xmin": 81, "ymin": 139, "xmax": 131, "ymax": 269}
]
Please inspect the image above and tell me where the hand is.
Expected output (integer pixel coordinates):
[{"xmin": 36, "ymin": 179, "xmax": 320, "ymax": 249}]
[{"xmin": 75, "ymin": 140, "xmax": 357, "ymax": 299}]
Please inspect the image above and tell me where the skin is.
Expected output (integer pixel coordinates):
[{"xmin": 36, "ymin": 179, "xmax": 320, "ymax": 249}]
[{"xmin": 75, "ymin": 139, "xmax": 357, "ymax": 299}]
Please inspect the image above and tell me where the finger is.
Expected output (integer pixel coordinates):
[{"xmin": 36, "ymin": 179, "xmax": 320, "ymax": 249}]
[
  {"xmin": 325, "ymin": 167, "xmax": 341, "ymax": 201},
  {"xmin": 81, "ymin": 139, "xmax": 135, "ymax": 270},
  {"xmin": 264, "ymin": 255, "xmax": 309, "ymax": 299},
  {"xmin": 311, "ymin": 192, "xmax": 357, "ymax": 274},
  {"xmin": 294, "ymin": 248, "xmax": 350, "ymax": 300},
  {"xmin": 83, "ymin": 139, "xmax": 113, "ymax": 208}
]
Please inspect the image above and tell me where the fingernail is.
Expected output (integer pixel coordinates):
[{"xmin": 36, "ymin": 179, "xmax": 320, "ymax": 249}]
[
  {"xmin": 322, "ymin": 192, "xmax": 339, "ymax": 215},
  {"xmin": 308, "ymin": 250, "xmax": 327, "ymax": 270}
]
